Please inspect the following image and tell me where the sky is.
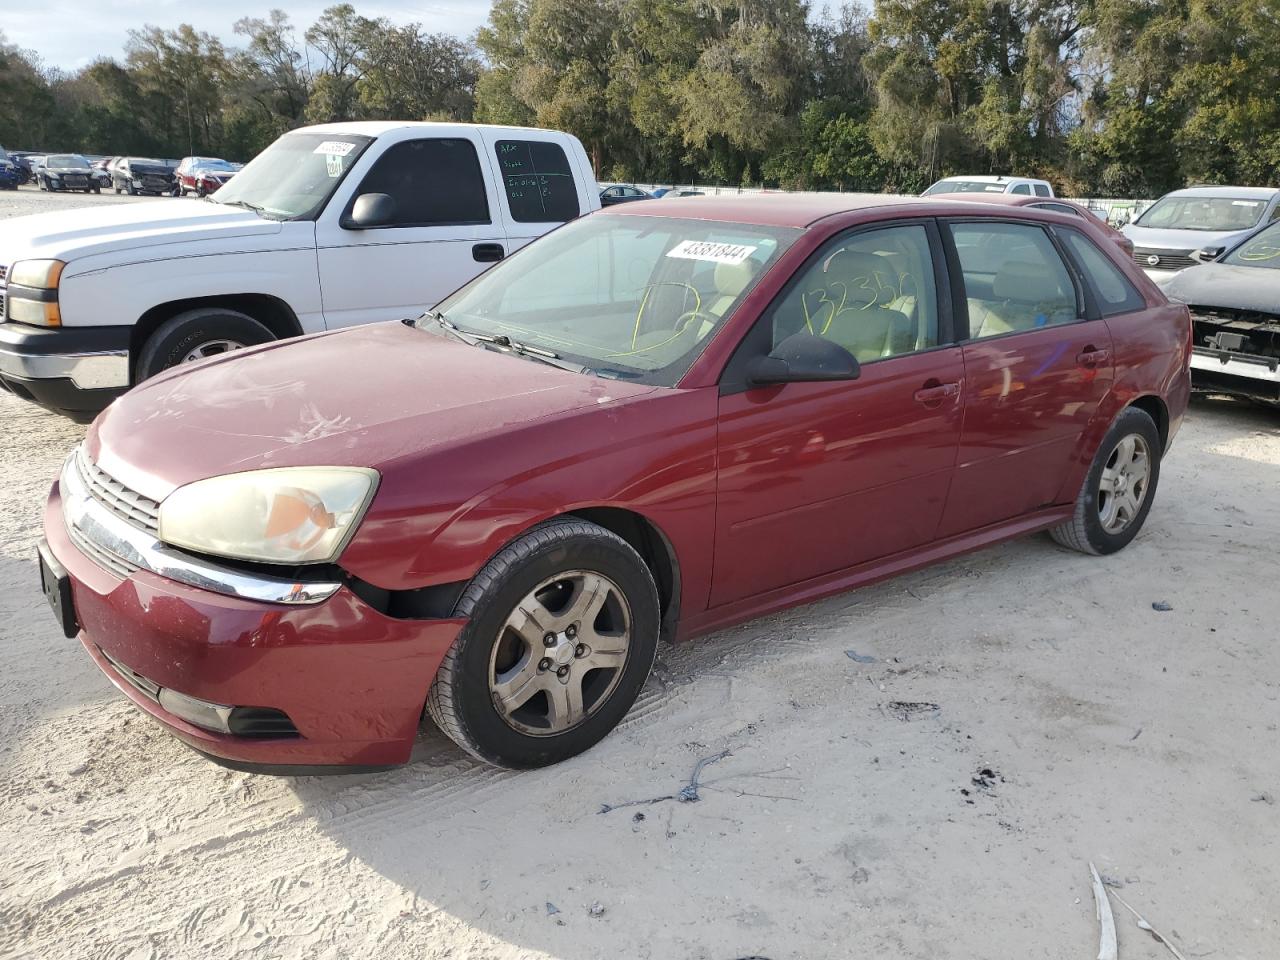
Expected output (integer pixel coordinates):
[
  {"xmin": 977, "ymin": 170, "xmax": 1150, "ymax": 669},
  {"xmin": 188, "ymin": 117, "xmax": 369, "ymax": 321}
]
[{"xmin": 7, "ymin": 0, "xmax": 494, "ymax": 71}]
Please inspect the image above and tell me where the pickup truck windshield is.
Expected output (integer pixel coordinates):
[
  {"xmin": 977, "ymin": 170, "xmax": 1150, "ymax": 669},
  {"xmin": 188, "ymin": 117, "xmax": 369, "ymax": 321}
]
[
  {"xmin": 1224, "ymin": 222, "xmax": 1280, "ymax": 269},
  {"xmin": 1136, "ymin": 196, "xmax": 1268, "ymax": 231},
  {"xmin": 433, "ymin": 213, "xmax": 800, "ymax": 386},
  {"xmin": 211, "ymin": 133, "xmax": 374, "ymax": 221},
  {"xmin": 924, "ymin": 180, "xmax": 1008, "ymax": 195}
]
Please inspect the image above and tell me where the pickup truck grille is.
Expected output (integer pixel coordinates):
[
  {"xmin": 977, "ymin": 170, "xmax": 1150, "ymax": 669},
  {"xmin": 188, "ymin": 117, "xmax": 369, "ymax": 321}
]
[
  {"xmin": 1131, "ymin": 247, "xmax": 1197, "ymax": 271},
  {"xmin": 0, "ymin": 264, "xmax": 8, "ymax": 282},
  {"xmin": 76, "ymin": 449, "xmax": 161, "ymax": 536}
]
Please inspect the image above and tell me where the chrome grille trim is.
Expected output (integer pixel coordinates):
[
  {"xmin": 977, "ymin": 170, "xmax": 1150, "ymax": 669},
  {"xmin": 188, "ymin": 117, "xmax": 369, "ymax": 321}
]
[
  {"xmin": 1131, "ymin": 247, "xmax": 1197, "ymax": 271},
  {"xmin": 0, "ymin": 264, "xmax": 8, "ymax": 282},
  {"xmin": 77, "ymin": 449, "xmax": 160, "ymax": 535},
  {"xmin": 68, "ymin": 521, "xmax": 139, "ymax": 578}
]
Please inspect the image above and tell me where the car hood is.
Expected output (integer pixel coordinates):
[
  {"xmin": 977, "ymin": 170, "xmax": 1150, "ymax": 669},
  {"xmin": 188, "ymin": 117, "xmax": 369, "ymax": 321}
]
[
  {"xmin": 1160, "ymin": 261, "xmax": 1280, "ymax": 312},
  {"xmin": 87, "ymin": 322, "xmax": 656, "ymax": 501},
  {"xmin": 45, "ymin": 166, "xmax": 94, "ymax": 176},
  {"xmin": 1121, "ymin": 223, "xmax": 1256, "ymax": 251},
  {"xmin": 0, "ymin": 199, "xmax": 281, "ymax": 272}
]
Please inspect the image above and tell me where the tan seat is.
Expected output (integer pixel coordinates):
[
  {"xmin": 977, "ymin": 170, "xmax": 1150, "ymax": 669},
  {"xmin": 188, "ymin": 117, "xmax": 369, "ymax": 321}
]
[
  {"xmin": 970, "ymin": 260, "xmax": 1074, "ymax": 339},
  {"xmin": 814, "ymin": 250, "xmax": 911, "ymax": 362}
]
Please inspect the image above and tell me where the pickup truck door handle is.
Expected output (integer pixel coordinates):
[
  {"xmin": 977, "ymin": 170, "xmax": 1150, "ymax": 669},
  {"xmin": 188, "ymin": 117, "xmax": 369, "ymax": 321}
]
[
  {"xmin": 472, "ymin": 243, "xmax": 505, "ymax": 263},
  {"xmin": 1076, "ymin": 346, "xmax": 1111, "ymax": 367},
  {"xmin": 913, "ymin": 381, "xmax": 961, "ymax": 405}
]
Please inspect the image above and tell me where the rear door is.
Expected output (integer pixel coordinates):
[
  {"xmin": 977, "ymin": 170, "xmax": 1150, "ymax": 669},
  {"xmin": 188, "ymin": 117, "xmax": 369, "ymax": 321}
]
[
  {"xmin": 476, "ymin": 130, "xmax": 594, "ymax": 254},
  {"xmin": 936, "ymin": 219, "xmax": 1114, "ymax": 537},
  {"xmin": 711, "ymin": 221, "xmax": 964, "ymax": 606},
  {"xmin": 314, "ymin": 132, "xmax": 507, "ymax": 328}
]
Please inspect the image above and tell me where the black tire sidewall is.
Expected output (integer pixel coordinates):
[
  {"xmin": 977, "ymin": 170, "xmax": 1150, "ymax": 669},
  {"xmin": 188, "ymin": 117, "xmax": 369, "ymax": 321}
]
[
  {"xmin": 449, "ymin": 532, "xmax": 660, "ymax": 768},
  {"xmin": 1079, "ymin": 409, "xmax": 1161, "ymax": 554},
  {"xmin": 136, "ymin": 310, "xmax": 274, "ymax": 380}
]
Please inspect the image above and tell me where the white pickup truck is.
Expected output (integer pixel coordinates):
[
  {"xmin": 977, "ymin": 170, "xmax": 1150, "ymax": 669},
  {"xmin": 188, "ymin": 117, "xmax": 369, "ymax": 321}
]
[{"xmin": 0, "ymin": 121, "xmax": 599, "ymax": 419}]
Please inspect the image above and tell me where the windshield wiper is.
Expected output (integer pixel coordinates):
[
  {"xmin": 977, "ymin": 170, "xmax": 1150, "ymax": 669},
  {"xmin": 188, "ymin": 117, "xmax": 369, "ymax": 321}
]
[
  {"xmin": 219, "ymin": 199, "xmax": 265, "ymax": 215},
  {"xmin": 417, "ymin": 312, "xmax": 590, "ymax": 374}
]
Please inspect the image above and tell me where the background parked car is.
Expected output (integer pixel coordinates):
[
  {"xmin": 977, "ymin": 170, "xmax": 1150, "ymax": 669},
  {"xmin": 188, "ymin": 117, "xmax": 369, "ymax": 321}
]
[
  {"xmin": 1122, "ymin": 186, "xmax": 1280, "ymax": 282},
  {"xmin": 0, "ymin": 146, "xmax": 19, "ymax": 190},
  {"xmin": 175, "ymin": 157, "xmax": 238, "ymax": 197},
  {"xmin": 8, "ymin": 152, "xmax": 39, "ymax": 185},
  {"xmin": 923, "ymin": 175, "xmax": 1054, "ymax": 197},
  {"xmin": 599, "ymin": 183, "xmax": 652, "ymax": 206},
  {"xmin": 932, "ymin": 192, "xmax": 1135, "ymax": 255},
  {"xmin": 109, "ymin": 157, "xmax": 178, "ymax": 196},
  {"xmin": 89, "ymin": 158, "xmax": 114, "ymax": 191},
  {"xmin": 38, "ymin": 154, "xmax": 99, "ymax": 193}
]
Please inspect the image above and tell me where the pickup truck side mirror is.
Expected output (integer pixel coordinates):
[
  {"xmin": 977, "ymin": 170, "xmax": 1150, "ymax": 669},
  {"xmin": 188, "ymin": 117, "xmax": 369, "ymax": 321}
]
[
  {"xmin": 346, "ymin": 193, "xmax": 397, "ymax": 229},
  {"xmin": 746, "ymin": 333, "xmax": 861, "ymax": 386},
  {"xmin": 1192, "ymin": 245, "xmax": 1226, "ymax": 264}
]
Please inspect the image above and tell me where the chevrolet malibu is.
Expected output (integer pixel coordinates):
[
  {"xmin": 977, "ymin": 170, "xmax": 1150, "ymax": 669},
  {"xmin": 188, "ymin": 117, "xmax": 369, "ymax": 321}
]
[{"xmin": 39, "ymin": 195, "xmax": 1192, "ymax": 773}]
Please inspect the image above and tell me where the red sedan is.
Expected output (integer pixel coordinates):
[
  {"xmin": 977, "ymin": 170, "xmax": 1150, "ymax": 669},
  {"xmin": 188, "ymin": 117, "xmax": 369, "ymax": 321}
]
[{"xmin": 39, "ymin": 195, "xmax": 1191, "ymax": 773}]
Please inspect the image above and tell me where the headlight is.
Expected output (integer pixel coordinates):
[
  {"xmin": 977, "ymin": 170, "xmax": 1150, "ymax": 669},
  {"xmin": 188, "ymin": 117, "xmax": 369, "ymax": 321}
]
[
  {"xmin": 158, "ymin": 467, "xmax": 379, "ymax": 564},
  {"xmin": 9, "ymin": 259, "xmax": 66, "ymax": 289}
]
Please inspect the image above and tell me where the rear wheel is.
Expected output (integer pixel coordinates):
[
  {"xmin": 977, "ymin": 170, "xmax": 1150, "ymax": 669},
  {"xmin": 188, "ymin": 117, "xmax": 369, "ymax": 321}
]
[
  {"xmin": 1050, "ymin": 407, "xmax": 1161, "ymax": 555},
  {"xmin": 135, "ymin": 307, "xmax": 275, "ymax": 380},
  {"xmin": 426, "ymin": 519, "xmax": 660, "ymax": 768}
]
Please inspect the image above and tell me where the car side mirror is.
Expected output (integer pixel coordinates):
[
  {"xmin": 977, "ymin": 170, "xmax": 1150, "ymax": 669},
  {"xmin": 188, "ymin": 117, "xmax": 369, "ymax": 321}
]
[
  {"xmin": 345, "ymin": 193, "xmax": 397, "ymax": 229},
  {"xmin": 1192, "ymin": 245, "xmax": 1226, "ymax": 263},
  {"xmin": 746, "ymin": 333, "xmax": 861, "ymax": 386}
]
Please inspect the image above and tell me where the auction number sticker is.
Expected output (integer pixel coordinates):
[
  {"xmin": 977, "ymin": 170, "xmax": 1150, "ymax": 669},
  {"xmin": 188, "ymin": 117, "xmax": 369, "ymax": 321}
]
[
  {"xmin": 666, "ymin": 240, "xmax": 757, "ymax": 264},
  {"xmin": 313, "ymin": 141, "xmax": 357, "ymax": 157},
  {"xmin": 325, "ymin": 154, "xmax": 344, "ymax": 178}
]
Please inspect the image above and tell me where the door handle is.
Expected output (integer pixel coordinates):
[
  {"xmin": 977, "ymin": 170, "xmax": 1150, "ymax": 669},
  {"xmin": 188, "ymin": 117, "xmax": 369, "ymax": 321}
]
[
  {"xmin": 1076, "ymin": 346, "xmax": 1110, "ymax": 367},
  {"xmin": 472, "ymin": 243, "xmax": 505, "ymax": 263},
  {"xmin": 913, "ymin": 381, "xmax": 960, "ymax": 405}
]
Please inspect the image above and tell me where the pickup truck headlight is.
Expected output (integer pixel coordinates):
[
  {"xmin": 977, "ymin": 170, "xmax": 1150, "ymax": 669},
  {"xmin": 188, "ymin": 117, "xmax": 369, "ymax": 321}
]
[
  {"xmin": 157, "ymin": 467, "xmax": 379, "ymax": 565},
  {"xmin": 9, "ymin": 259, "xmax": 65, "ymax": 289}
]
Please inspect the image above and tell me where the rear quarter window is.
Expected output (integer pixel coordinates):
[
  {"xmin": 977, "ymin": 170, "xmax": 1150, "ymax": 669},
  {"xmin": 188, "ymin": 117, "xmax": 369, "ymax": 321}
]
[
  {"xmin": 496, "ymin": 140, "xmax": 580, "ymax": 223},
  {"xmin": 1058, "ymin": 229, "xmax": 1146, "ymax": 316}
]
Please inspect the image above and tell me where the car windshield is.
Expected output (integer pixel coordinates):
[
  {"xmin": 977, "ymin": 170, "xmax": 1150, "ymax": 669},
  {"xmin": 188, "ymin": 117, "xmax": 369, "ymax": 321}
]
[
  {"xmin": 210, "ymin": 132, "xmax": 374, "ymax": 221},
  {"xmin": 194, "ymin": 159, "xmax": 235, "ymax": 172},
  {"xmin": 48, "ymin": 155, "xmax": 89, "ymax": 169},
  {"xmin": 924, "ymin": 180, "xmax": 1007, "ymax": 195},
  {"xmin": 1136, "ymin": 196, "xmax": 1268, "ymax": 231},
  {"xmin": 1224, "ymin": 223, "xmax": 1280, "ymax": 269},
  {"xmin": 432, "ymin": 213, "xmax": 800, "ymax": 386}
]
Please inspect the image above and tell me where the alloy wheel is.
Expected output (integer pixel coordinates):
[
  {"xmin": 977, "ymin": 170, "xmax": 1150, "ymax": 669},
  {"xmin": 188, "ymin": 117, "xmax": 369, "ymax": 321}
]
[
  {"xmin": 1097, "ymin": 433, "xmax": 1151, "ymax": 534},
  {"xmin": 489, "ymin": 570, "xmax": 631, "ymax": 736}
]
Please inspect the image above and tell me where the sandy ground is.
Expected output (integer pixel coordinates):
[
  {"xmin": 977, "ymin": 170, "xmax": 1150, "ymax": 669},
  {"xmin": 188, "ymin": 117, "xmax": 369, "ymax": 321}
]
[{"xmin": 2, "ymin": 189, "xmax": 1278, "ymax": 959}]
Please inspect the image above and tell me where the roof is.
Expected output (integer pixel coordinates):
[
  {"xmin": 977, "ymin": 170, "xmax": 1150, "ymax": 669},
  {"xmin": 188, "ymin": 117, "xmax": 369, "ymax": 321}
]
[
  {"xmin": 1163, "ymin": 185, "xmax": 1280, "ymax": 199},
  {"xmin": 289, "ymin": 120, "xmax": 565, "ymax": 138},
  {"xmin": 605, "ymin": 193, "xmax": 943, "ymax": 228},
  {"xmin": 932, "ymin": 174, "xmax": 1048, "ymax": 184}
]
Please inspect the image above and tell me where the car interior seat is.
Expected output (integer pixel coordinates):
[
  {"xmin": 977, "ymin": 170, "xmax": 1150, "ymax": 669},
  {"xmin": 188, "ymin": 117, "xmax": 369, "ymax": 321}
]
[
  {"xmin": 968, "ymin": 260, "xmax": 1075, "ymax": 339},
  {"xmin": 815, "ymin": 250, "xmax": 912, "ymax": 362}
]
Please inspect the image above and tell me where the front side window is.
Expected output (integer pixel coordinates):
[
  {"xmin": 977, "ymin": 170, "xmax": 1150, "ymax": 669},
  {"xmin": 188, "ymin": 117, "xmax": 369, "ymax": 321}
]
[
  {"xmin": 1058, "ymin": 229, "xmax": 1145, "ymax": 314},
  {"xmin": 950, "ymin": 222, "xmax": 1078, "ymax": 339},
  {"xmin": 765, "ymin": 224, "xmax": 939, "ymax": 363},
  {"xmin": 1011, "ymin": 183, "xmax": 1032, "ymax": 195},
  {"xmin": 433, "ymin": 214, "xmax": 799, "ymax": 385},
  {"xmin": 351, "ymin": 138, "xmax": 489, "ymax": 227},
  {"xmin": 211, "ymin": 132, "xmax": 374, "ymax": 221},
  {"xmin": 1224, "ymin": 222, "xmax": 1280, "ymax": 269},
  {"xmin": 495, "ymin": 140, "xmax": 580, "ymax": 222},
  {"xmin": 1135, "ymin": 195, "xmax": 1268, "ymax": 232}
]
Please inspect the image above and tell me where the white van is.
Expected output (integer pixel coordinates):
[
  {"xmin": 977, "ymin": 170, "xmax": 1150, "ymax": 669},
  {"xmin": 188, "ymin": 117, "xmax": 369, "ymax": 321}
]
[{"xmin": 0, "ymin": 122, "xmax": 600, "ymax": 418}]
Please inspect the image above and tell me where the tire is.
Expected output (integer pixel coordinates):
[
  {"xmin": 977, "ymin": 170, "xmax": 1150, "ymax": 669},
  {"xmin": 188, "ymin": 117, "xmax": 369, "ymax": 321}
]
[
  {"xmin": 135, "ymin": 307, "xmax": 275, "ymax": 380},
  {"xmin": 427, "ymin": 518, "xmax": 661, "ymax": 768},
  {"xmin": 113, "ymin": 185, "xmax": 121, "ymax": 195},
  {"xmin": 92, "ymin": 186, "xmax": 101, "ymax": 194},
  {"xmin": 1050, "ymin": 406, "xmax": 1161, "ymax": 555}
]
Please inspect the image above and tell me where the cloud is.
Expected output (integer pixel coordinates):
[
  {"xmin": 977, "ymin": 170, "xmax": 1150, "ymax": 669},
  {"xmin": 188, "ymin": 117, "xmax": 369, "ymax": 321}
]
[{"xmin": 6, "ymin": 0, "xmax": 493, "ymax": 71}]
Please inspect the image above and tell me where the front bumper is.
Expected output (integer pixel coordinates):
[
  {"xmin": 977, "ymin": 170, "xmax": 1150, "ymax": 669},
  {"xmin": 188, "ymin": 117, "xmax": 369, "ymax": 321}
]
[
  {"xmin": 0, "ymin": 321, "xmax": 131, "ymax": 418},
  {"xmin": 44, "ymin": 468, "xmax": 466, "ymax": 772},
  {"xmin": 1190, "ymin": 347, "xmax": 1280, "ymax": 402}
]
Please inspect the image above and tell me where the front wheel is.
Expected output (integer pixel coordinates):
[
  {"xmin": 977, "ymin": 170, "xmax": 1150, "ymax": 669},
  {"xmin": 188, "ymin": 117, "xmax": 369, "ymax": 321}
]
[
  {"xmin": 1050, "ymin": 407, "xmax": 1161, "ymax": 555},
  {"xmin": 427, "ymin": 519, "xmax": 660, "ymax": 768},
  {"xmin": 135, "ymin": 307, "xmax": 275, "ymax": 380}
]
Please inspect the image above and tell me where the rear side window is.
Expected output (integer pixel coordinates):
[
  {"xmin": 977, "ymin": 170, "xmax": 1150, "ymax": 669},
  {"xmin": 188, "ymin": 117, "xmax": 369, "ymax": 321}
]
[
  {"xmin": 1058, "ymin": 229, "xmax": 1146, "ymax": 315},
  {"xmin": 355, "ymin": 138, "xmax": 489, "ymax": 227},
  {"xmin": 496, "ymin": 140, "xmax": 580, "ymax": 223},
  {"xmin": 1034, "ymin": 183, "xmax": 1052, "ymax": 197},
  {"xmin": 950, "ymin": 222, "xmax": 1078, "ymax": 339}
]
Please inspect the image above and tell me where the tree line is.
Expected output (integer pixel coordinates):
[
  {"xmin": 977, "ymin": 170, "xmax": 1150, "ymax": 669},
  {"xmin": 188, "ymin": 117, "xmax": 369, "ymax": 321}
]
[{"xmin": 2, "ymin": 1, "xmax": 1278, "ymax": 199}]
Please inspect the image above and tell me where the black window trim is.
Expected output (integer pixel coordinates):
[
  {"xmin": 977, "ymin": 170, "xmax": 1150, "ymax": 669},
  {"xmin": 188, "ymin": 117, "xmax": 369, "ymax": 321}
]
[
  {"xmin": 718, "ymin": 217, "xmax": 956, "ymax": 396},
  {"xmin": 1051, "ymin": 224, "xmax": 1147, "ymax": 319},
  {"xmin": 939, "ymin": 216, "xmax": 1093, "ymax": 343},
  {"xmin": 340, "ymin": 136, "xmax": 492, "ymax": 231}
]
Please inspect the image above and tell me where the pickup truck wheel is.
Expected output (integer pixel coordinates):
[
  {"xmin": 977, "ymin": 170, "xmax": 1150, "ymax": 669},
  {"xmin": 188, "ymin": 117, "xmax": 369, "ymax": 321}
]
[
  {"xmin": 426, "ymin": 518, "xmax": 660, "ymax": 768},
  {"xmin": 1050, "ymin": 407, "xmax": 1161, "ymax": 556},
  {"xmin": 136, "ymin": 308, "xmax": 275, "ymax": 381}
]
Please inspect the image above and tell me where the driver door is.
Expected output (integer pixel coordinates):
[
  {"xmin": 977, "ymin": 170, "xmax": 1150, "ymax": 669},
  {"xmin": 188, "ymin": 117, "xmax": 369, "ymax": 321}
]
[
  {"xmin": 313, "ymin": 134, "xmax": 508, "ymax": 328},
  {"xmin": 711, "ymin": 221, "xmax": 964, "ymax": 607}
]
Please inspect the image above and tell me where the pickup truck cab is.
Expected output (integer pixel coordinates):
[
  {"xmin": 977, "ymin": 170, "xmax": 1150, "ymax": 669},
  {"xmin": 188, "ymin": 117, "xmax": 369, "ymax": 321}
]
[
  {"xmin": 0, "ymin": 121, "xmax": 599, "ymax": 419},
  {"xmin": 923, "ymin": 175, "xmax": 1054, "ymax": 198}
]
